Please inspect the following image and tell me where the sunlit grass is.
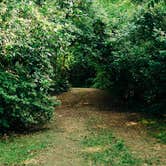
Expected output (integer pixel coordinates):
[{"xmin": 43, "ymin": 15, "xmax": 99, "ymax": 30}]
[
  {"xmin": 0, "ymin": 130, "xmax": 54, "ymax": 165},
  {"xmin": 81, "ymin": 129, "xmax": 142, "ymax": 166}
]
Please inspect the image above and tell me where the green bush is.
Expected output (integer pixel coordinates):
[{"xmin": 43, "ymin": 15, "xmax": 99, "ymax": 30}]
[
  {"xmin": 1, "ymin": 0, "xmax": 165, "ymax": 132},
  {"xmin": 47, "ymin": 0, "xmax": 98, "ymax": 89},
  {"xmin": 0, "ymin": 0, "xmax": 106, "ymax": 131},
  {"xmin": 94, "ymin": 1, "xmax": 166, "ymax": 114},
  {"xmin": 0, "ymin": 1, "xmax": 59, "ymax": 131},
  {"xmin": 60, "ymin": 0, "xmax": 99, "ymax": 87}
]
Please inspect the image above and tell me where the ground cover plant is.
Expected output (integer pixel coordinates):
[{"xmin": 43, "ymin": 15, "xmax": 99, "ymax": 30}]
[
  {"xmin": 0, "ymin": 130, "xmax": 55, "ymax": 165},
  {"xmin": 82, "ymin": 129, "xmax": 142, "ymax": 166}
]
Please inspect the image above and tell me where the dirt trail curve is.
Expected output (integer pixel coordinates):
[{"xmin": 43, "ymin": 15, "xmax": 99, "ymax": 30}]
[{"xmin": 35, "ymin": 88, "xmax": 166, "ymax": 166}]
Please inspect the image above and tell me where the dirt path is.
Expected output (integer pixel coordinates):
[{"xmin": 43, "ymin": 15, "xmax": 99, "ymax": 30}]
[{"xmin": 34, "ymin": 88, "xmax": 166, "ymax": 166}]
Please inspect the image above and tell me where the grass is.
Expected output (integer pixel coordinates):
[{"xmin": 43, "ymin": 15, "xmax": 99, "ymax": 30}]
[
  {"xmin": 81, "ymin": 129, "xmax": 142, "ymax": 166},
  {"xmin": 140, "ymin": 117, "xmax": 166, "ymax": 144},
  {"xmin": 0, "ymin": 129, "xmax": 55, "ymax": 165}
]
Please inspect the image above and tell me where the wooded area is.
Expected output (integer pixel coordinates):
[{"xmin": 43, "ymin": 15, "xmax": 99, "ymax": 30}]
[
  {"xmin": 0, "ymin": 0, "xmax": 165, "ymax": 131},
  {"xmin": 0, "ymin": 0, "xmax": 165, "ymax": 165}
]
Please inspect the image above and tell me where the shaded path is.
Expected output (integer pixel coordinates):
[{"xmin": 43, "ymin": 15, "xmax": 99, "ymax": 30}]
[{"xmin": 34, "ymin": 88, "xmax": 166, "ymax": 166}]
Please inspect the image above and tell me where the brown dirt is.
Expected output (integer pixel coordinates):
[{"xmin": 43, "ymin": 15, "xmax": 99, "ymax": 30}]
[{"xmin": 33, "ymin": 88, "xmax": 166, "ymax": 166}]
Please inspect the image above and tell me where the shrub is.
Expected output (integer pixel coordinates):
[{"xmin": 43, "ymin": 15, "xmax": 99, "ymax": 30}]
[
  {"xmin": 0, "ymin": 0, "xmax": 106, "ymax": 131},
  {"xmin": 0, "ymin": 1, "xmax": 58, "ymax": 131},
  {"xmin": 94, "ymin": 1, "xmax": 166, "ymax": 114}
]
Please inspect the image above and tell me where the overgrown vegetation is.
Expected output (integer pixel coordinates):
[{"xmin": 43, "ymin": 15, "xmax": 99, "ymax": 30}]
[
  {"xmin": 93, "ymin": 0, "xmax": 166, "ymax": 115},
  {"xmin": 0, "ymin": 0, "xmax": 58, "ymax": 131},
  {"xmin": 0, "ymin": 0, "xmax": 102, "ymax": 131},
  {"xmin": 0, "ymin": 0, "xmax": 165, "ymax": 165},
  {"xmin": 0, "ymin": 0, "xmax": 165, "ymax": 130}
]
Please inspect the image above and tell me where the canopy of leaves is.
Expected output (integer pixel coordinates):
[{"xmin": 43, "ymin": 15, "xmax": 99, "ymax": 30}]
[{"xmin": 93, "ymin": 0, "xmax": 166, "ymax": 114}]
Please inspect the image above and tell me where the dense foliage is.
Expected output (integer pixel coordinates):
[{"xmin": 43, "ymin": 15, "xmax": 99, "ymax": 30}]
[
  {"xmin": 0, "ymin": 1, "xmax": 59, "ymax": 130},
  {"xmin": 0, "ymin": 0, "xmax": 107, "ymax": 131},
  {"xmin": 0, "ymin": 0, "xmax": 165, "ymax": 131},
  {"xmin": 94, "ymin": 0, "xmax": 166, "ymax": 114}
]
